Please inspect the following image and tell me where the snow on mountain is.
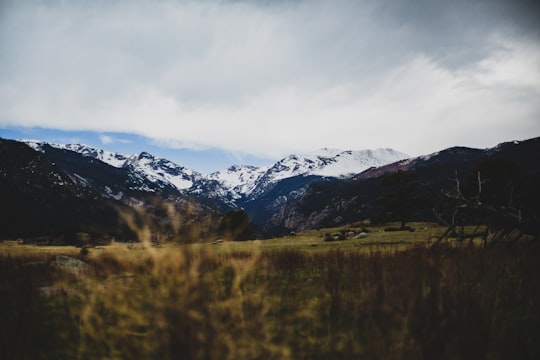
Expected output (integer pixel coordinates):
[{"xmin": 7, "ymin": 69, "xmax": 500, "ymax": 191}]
[
  {"xmin": 24, "ymin": 141, "xmax": 201, "ymax": 191},
  {"xmin": 62, "ymin": 144, "xmax": 130, "ymax": 168},
  {"xmin": 25, "ymin": 141, "xmax": 129, "ymax": 168},
  {"xmin": 206, "ymin": 165, "xmax": 269, "ymax": 199},
  {"xmin": 207, "ymin": 148, "xmax": 409, "ymax": 198},
  {"xmin": 24, "ymin": 140, "xmax": 48, "ymax": 153},
  {"xmin": 309, "ymin": 148, "xmax": 410, "ymax": 177},
  {"xmin": 124, "ymin": 152, "xmax": 201, "ymax": 190},
  {"xmin": 24, "ymin": 140, "xmax": 409, "ymax": 201},
  {"xmin": 263, "ymin": 148, "xmax": 408, "ymax": 182}
]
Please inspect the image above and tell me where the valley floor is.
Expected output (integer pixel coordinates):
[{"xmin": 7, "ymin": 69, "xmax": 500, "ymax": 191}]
[
  {"xmin": 1, "ymin": 223, "xmax": 539, "ymax": 359},
  {"xmin": 0, "ymin": 222, "xmax": 460, "ymax": 256}
]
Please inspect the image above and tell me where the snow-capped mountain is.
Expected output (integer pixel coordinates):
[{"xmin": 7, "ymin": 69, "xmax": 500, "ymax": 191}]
[
  {"xmin": 271, "ymin": 137, "xmax": 540, "ymax": 234},
  {"xmin": 264, "ymin": 148, "xmax": 409, "ymax": 180},
  {"xmin": 191, "ymin": 147, "xmax": 410, "ymax": 227},
  {"xmin": 206, "ymin": 148, "xmax": 409, "ymax": 199},
  {"xmin": 205, "ymin": 165, "xmax": 269, "ymax": 200},
  {"xmin": 25, "ymin": 141, "xmax": 201, "ymax": 191},
  {"xmin": 22, "ymin": 140, "xmax": 410, "ymax": 229},
  {"xmin": 26, "ymin": 141, "xmax": 408, "ymax": 198},
  {"xmin": 26, "ymin": 141, "xmax": 129, "ymax": 168},
  {"xmin": 9, "ymin": 136, "xmax": 539, "ymax": 238},
  {"xmin": 2, "ymin": 138, "xmax": 222, "ymax": 242},
  {"xmin": 123, "ymin": 152, "xmax": 201, "ymax": 190}
]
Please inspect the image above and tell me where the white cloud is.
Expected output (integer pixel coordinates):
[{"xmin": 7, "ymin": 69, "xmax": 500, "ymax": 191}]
[
  {"xmin": 99, "ymin": 135, "xmax": 114, "ymax": 145},
  {"xmin": 98, "ymin": 134, "xmax": 132, "ymax": 145},
  {"xmin": 0, "ymin": 0, "xmax": 539, "ymax": 158}
]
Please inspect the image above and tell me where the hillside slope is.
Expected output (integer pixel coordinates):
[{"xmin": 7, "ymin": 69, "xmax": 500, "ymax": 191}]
[
  {"xmin": 270, "ymin": 138, "xmax": 540, "ymax": 235},
  {"xmin": 0, "ymin": 139, "xmax": 221, "ymax": 243}
]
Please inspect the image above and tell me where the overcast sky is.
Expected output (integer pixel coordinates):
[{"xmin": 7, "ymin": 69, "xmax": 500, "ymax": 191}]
[{"xmin": 1, "ymin": 0, "xmax": 539, "ymax": 172}]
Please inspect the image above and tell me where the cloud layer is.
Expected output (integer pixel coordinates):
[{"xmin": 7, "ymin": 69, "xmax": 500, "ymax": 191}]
[{"xmin": 1, "ymin": 0, "xmax": 539, "ymax": 157}]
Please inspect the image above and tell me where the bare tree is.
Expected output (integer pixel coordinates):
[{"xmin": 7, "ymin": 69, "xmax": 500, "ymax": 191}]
[{"xmin": 432, "ymin": 160, "xmax": 534, "ymax": 246}]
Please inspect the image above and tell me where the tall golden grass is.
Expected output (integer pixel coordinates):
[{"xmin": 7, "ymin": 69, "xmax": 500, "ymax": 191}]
[{"xmin": 2, "ymin": 243, "xmax": 540, "ymax": 359}]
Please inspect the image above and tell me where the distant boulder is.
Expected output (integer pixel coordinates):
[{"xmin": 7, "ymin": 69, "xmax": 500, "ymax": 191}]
[{"xmin": 54, "ymin": 256, "xmax": 94, "ymax": 276}]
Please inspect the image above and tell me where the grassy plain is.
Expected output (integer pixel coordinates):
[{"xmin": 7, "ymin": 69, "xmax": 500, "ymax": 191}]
[
  {"xmin": 0, "ymin": 222, "xmax": 445, "ymax": 255},
  {"xmin": 1, "ymin": 222, "xmax": 539, "ymax": 359},
  {"xmin": 198, "ymin": 222, "xmax": 443, "ymax": 252}
]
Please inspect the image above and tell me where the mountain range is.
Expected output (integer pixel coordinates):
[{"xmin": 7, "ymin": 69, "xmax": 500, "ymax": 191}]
[
  {"xmin": 25, "ymin": 140, "xmax": 409, "ymax": 219},
  {"xmin": 1, "ymin": 136, "xmax": 539, "ymax": 242},
  {"xmin": 271, "ymin": 138, "xmax": 540, "ymax": 235},
  {"xmin": 1, "ymin": 140, "xmax": 221, "ymax": 243},
  {"xmin": 25, "ymin": 141, "xmax": 408, "ymax": 198}
]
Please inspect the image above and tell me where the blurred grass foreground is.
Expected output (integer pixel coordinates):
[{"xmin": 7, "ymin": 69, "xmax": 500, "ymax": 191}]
[{"xmin": 1, "ymin": 236, "xmax": 540, "ymax": 360}]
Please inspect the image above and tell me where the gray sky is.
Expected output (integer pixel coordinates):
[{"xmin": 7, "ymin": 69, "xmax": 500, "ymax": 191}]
[{"xmin": 1, "ymin": 0, "xmax": 539, "ymax": 160}]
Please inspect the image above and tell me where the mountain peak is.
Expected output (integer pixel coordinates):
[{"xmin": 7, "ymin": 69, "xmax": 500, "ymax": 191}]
[
  {"xmin": 23, "ymin": 139, "xmax": 409, "ymax": 204},
  {"xmin": 24, "ymin": 141, "xmax": 201, "ymax": 191},
  {"xmin": 136, "ymin": 151, "xmax": 154, "ymax": 160},
  {"xmin": 301, "ymin": 148, "xmax": 345, "ymax": 158},
  {"xmin": 271, "ymin": 148, "xmax": 409, "ymax": 180},
  {"xmin": 204, "ymin": 147, "xmax": 409, "ymax": 200}
]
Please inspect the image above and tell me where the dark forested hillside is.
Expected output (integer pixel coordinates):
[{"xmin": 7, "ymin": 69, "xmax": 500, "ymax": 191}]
[
  {"xmin": 0, "ymin": 139, "xmax": 221, "ymax": 243},
  {"xmin": 0, "ymin": 139, "xmax": 132, "ymax": 240},
  {"xmin": 270, "ymin": 138, "xmax": 540, "ymax": 237}
]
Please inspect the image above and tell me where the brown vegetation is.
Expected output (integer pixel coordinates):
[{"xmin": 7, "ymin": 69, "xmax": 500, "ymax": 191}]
[{"xmin": 1, "ymin": 242, "xmax": 539, "ymax": 359}]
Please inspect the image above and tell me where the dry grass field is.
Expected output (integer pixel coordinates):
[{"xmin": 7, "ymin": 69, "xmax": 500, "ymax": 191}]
[{"xmin": 1, "ymin": 223, "xmax": 539, "ymax": 359}]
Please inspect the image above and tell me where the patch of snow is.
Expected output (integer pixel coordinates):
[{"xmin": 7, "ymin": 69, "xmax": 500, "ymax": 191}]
[
  {"xmin": 206, "ymin": 148, "xmax": 409, "ymax": 199},
  {"xmin": 125, "ymin": 152, "xmax": 201, "ymax": 190},
  {"xmin": 60, "ymin": 143, "xmax": 130, "ymax": 168},
  {"xmin": 207, "ymin": 165, "xmax": 269, "ymax": 197},
  {"xmin": 266, "ymin": 148, "xmax": 409, "ymax": 180},
  {"xmin": 24, "ymin": 140, "xmax": 201, "ymax": 192},
  {"xmin": 24, "ymin": 141, "xmax": 131, "ymax": 168},
  {"xmin": 24, "ymin": 140, "xmax": 45, "ymax": 152}
]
